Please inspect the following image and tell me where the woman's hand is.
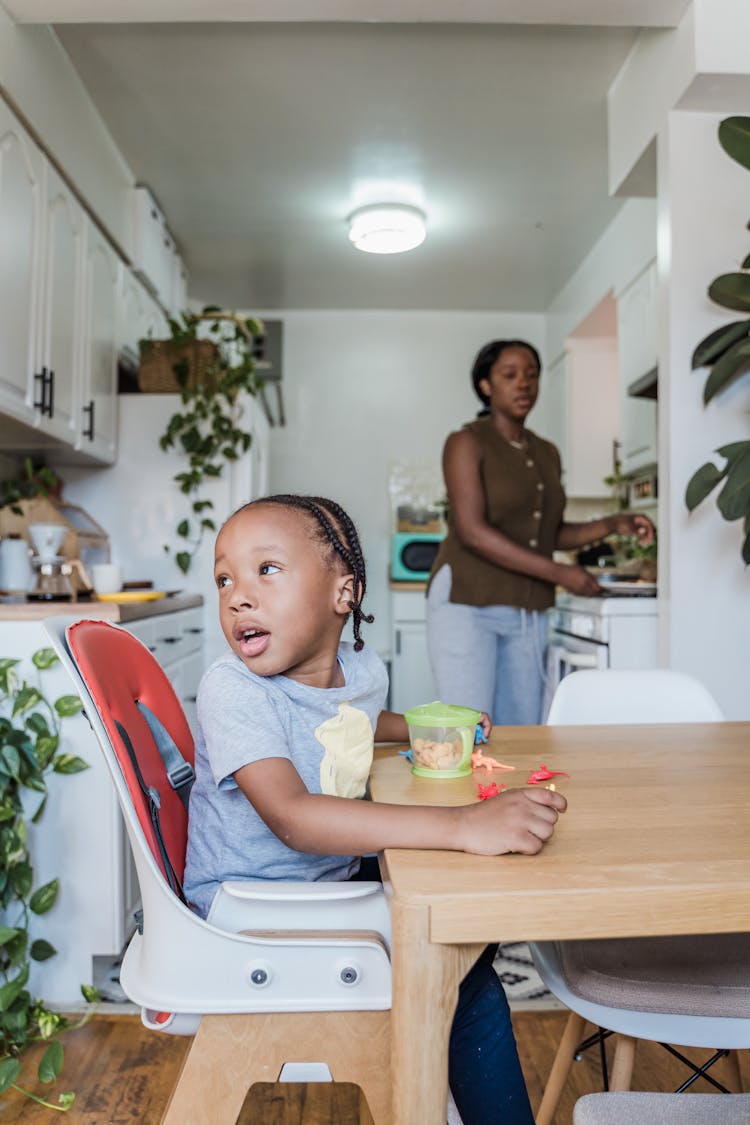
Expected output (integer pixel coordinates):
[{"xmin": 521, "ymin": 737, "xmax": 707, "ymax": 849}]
[
  {"xmin": 558, "ymin": 564, "xmax": 602, "ymax": 597},
  {"xmin": 607, "ymin": 512, "xmax": 655, "ymax": 545},
  {"xmin": 458, "ymin": 786, "xmax": 567, "ymax": 856}
]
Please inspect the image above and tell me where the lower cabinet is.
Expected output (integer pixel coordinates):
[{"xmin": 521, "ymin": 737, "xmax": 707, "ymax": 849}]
[
  {"xmin": 3, "ymin": 606, "xmax": 204, "ymax": 1005},
  {"xmin": 390, "ymin": 588, "xmax": 436, "ymax": 714}
]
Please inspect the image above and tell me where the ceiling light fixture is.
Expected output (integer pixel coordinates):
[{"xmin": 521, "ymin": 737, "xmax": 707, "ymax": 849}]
[{"xmin": 348, "ymin": 205, "xmax": 427, "ymax": 255}]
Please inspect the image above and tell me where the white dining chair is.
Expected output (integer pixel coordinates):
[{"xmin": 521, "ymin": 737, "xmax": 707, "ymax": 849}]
[
  {"xmin": 533, "ymin": 667, "xmax": 750, "ymax": 1125},
  {"xmin": 574, "ymin": 1091, "xmax": 750, "ymax": 1124}
]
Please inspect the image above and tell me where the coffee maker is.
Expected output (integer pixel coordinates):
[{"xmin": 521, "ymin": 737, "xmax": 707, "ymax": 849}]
[{"xmin": 27, "ymin": 523, "xmax": 76, "ymax": 601}]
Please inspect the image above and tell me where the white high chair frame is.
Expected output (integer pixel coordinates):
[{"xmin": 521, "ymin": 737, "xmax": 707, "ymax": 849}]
[{"xmin": 44, "ymin": 616, "xmax": 392, "ymax": 1125}]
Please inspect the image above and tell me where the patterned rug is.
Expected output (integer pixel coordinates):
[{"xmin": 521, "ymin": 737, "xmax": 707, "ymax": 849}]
[{"xmin": 494, "ymin": 942, "xmax": 564, "ymax": 1010}]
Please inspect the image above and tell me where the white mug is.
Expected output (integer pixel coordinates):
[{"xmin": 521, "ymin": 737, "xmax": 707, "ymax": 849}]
[
  {"xmin": 92, "ymin": 563, "xmax": 122, "ymax": 595},
  {"xmin": 0, "ymin": 538, "xmax": 33, "ymax": 593}
]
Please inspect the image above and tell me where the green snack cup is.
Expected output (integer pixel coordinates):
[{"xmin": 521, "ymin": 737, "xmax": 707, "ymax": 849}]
[{"xmin": 403, "ymin": 701, "xmax": 482, "ymax": 779}]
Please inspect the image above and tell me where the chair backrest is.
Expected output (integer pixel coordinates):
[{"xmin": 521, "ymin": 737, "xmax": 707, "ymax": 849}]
[
  {"xmin": 547, "ymin": 668, "xmax": 724, "ymax": 725},
  {"xmin": 46, "ymin": 617, "xmax": 195, "ymax": 895}
]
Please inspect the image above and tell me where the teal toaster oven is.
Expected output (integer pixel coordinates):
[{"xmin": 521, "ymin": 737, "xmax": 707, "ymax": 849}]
[{"xmin": 390, "ymin": 532, "xmax": 444, "ymax": 582}]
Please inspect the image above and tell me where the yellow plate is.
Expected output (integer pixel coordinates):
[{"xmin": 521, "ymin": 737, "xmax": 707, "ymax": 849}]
[{"xmin": 95, "ymin": 590, "xmax": 167, "ymax": 603}]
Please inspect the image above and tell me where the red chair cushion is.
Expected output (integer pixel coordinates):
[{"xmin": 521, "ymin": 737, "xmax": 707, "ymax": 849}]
[{"xmin": 67, "ymin": 619, "xmax": 195, "ymax": 885}]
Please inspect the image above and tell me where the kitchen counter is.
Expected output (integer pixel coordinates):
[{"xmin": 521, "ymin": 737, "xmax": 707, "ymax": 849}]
[
  {"xmin": 0, "ymin": 592, "xmax": 203, "ymax": 623},
  {"xmin": 389, "ymin": 579, "xmax": 427, "ymax": 592}
]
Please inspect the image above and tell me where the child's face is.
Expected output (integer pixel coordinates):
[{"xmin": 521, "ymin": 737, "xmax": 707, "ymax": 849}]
[{"xmin": 213, "ymin": 504, "xmax": 353, "ymax": 686}]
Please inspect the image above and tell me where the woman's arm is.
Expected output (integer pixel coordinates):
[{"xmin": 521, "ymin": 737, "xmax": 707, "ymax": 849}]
[
  {"xmin": 556, "ymin": 512, "xmax": 656, "ymax": 552},
  {"xmin": 234, "ymin": 756, "xmax": 566, "ymax": 859},
  {"xmin": 444, "ymin": 430, "xmax": 600, "ymax": 596}
]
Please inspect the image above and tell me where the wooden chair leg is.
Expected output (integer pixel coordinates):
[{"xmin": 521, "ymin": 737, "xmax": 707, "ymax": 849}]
[
  {"xmin": 535, "ymin": 1010, "xmax": 587, "ymax": 1125},
  {"xmin": 160, "ymin": 1010, "xmax": 391, "ymax": 1125},
  {"xmin": 609, "ymin": 1035, "xmax": 637, "ymax": 1091},
  {"xmin": 725, "ymin": 1049, "xmax": 744, "ymax": 1093}
]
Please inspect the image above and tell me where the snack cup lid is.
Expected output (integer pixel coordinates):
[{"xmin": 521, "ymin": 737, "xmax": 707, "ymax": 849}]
[{"xmin": 403, "ymin": 701, "xmax": 482, "ymax": 727}]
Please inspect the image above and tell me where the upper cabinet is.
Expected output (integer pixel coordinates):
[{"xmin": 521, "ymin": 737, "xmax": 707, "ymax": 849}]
[
  {"xmin": 616, "ymin": 260, "xmax": 658, "ymax": 474},
  {"xmin": 0, "ymin": 99, "xmax": 184, "ymax": 465},
  {"xmin": 0, "ymin": 101, "xmax": 44, "ymax": 426},
  {"xmin": 131, "ymin": 186, "xmax": 185, "ymax": 311},
  {"xmin": 38, "ymin": 163, "xmax": 84, "ymax": 447},
  {"xmin": 78, "ymin": 220, "xmax": 121, "ymax": 462},
  {"xmin": 535, "ymin": 340, "xmax": 619, "ymax": 498}
]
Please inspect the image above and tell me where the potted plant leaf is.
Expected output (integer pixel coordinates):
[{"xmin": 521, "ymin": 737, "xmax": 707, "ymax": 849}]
[
  {"xmin": 686, "ymin": 116, "xmax": 750, "ymax": 564},
  {"xmin": 0, "ymin": 647, "xmax": 98, "ymax": 1111},
  {"xmin": 138, "ymin": 307, "xmax": 264, "ymax": 575}
]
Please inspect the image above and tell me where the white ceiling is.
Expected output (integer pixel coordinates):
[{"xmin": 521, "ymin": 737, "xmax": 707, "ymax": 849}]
[{"xmin": 15, "ymin": 3, "xmax": 681, "ymax": 311}]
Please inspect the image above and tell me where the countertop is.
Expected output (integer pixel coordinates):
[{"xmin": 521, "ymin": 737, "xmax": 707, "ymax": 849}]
[
  {"xmin": 0, "ymin": 592, "xmax": 203, "ymax": 623},
  {"xmin": 389, "ymin": 580, "xmax": 428, "ymax": 592}
]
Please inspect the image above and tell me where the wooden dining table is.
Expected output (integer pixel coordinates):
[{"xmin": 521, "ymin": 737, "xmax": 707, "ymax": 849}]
[{"xmin": 368, "ymin": 722, "xmax": 750, "ymax": 1125}]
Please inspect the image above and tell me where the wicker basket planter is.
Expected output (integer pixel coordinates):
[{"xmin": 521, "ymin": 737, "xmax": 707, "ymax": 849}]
[{"xmin": 137, "ymin": 339, "xmax": 221, "ymax": 393}]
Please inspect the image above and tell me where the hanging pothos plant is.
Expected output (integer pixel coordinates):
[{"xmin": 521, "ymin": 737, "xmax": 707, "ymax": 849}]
[
  {"xmin": 686, "ymin": 116, "xmax": 750, "ymax": 564},
  {"xmin": 0, "ymin": 648, "xmax": 99, "ymax": 1112},
  {"xmin": 139, "ymin": 307, "xmax": 264, "ymax": 575}
]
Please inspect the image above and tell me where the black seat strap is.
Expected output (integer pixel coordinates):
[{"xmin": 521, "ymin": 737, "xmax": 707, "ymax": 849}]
[
  {"xmin": 134, "ymin": 700, "xmax": 195, "ymax": 812},
  {"xmin": 114, "ymin": 719, "xmax": 188, "ymax": 904}
]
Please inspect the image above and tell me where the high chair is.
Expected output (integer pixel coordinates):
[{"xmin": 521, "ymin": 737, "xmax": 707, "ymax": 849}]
[{"xmin": 44, "ymin": 616, "xmax": 392, "ymax": 1125}]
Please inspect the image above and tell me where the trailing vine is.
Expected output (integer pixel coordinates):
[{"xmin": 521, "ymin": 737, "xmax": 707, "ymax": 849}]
[
  {"xmin": 139, "ymin": 307, "xmax": 264, "ymax": 575},
  {"xmin": 0, "ymin": 648, "xmax": 99, "ymax": 1111}
]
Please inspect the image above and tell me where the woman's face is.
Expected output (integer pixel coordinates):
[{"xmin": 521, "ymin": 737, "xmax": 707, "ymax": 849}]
[{"xmin": 480, "ymin": 345, "xmax": 540, "ymax": 423}]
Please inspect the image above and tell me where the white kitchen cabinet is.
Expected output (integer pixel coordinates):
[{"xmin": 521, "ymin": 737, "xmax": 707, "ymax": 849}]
[
  {"xmin": 390, "ymin": 587, "xmax": 436, "ymax": 713},
  {"xmin": 119, "ymin": 266, "xmax": 168, "ymax": 356},
  {"xmin": 0, "ymin": 101, "xmax": 44, "ymax": 427},
  {"xmin": 535, "ymin": 342, "xmax": 619, "ymax": 498},
  {"xmin": 616, "ymin": 260, "xmax": 658, "ymax": 474},
  {"xmin": 4, "ymin": 604, "xmax": 204, "ymax": 1006},
  {"xmin": 131, "ymin": 186, "xmax": 178, "ymax": 309},
  {"xmin": 76, "ymin": 219, "xmax": 120, "ymax": 463},
  {"xmin": 37, "ymin": 162, "xmax": 84, "ymax": 447}
]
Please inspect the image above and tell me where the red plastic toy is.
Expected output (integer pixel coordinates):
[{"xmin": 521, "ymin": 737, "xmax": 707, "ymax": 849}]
[
  {"xmin": 477, "ymin": 781, "xmax": 507, "ymax": 800},
  {"xmin": 527, "ymin": 764, "xmax": 570, "ymax": 785}
]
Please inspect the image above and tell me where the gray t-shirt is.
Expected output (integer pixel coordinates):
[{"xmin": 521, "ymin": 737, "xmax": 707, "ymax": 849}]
[{"xmin": 184, "ymin": 642, "xmax": 388, "ymax": 917}]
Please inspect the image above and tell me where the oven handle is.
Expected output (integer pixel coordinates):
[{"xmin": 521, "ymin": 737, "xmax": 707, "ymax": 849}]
[{"xmin": 558, "ymin": 651, "xmax": 599, "ymax": 669}]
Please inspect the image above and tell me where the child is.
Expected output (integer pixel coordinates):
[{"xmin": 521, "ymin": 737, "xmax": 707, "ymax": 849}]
[{"xmin": 184, "ymin": 494, "xmax": 566, "ymax": 1125}]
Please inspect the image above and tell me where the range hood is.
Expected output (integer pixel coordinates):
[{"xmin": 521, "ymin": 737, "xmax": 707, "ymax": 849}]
[{"xmin": 627, "ymin": 365, "xmax": 658, "ymax": 400}]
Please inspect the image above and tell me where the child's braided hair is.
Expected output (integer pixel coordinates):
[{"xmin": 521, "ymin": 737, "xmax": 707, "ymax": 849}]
[{"xmin": 244, "ymin": 493, "xmax": 374, "ymax": 651}]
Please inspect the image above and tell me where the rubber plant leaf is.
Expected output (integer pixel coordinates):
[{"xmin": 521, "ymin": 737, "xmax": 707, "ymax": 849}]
[
  {"xmin": 718, "ymin": 116, "xmax": 750, "ymax": 172},
  {"xmin": 691, "ymin": 320, "xmax": 750, "ymax": 369},
  {"xmin": 685, "ymin": 461, "xmax": 725, "ymax": 511},
  {"xmin": 703, "ymin": 336, "xmax": 750, "ymax": 402},
  {"xmin": 708, "ymin": 273, "xmax": 750, "ymax": 313},
  {"xmin": 716, "ymin": 447, "xmax": 750, "ymax": 520}
]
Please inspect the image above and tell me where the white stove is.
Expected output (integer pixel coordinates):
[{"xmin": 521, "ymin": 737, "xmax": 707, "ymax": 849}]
[{"xmin": 547, "ymin": 592, "xmax": 659, "ymax": 699}]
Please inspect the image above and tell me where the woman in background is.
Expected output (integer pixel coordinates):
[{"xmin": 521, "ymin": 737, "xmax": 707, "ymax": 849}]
[{"xmin": 426, "ymin": 339, "xmax": 654, "ymax": 725}]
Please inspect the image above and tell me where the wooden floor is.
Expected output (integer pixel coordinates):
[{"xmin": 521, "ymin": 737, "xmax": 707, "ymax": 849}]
[{"xmin": 0, "ymin": 1010, "xmax": 747, "ymax": 1123}]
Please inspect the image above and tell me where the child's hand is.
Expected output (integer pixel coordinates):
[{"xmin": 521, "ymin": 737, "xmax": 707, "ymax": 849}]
[
  {"xmin": 478, "ymin": 712, "xmax": 492, "ymax": 740},
  {"xmin": 458, "ymin": 786, "xmax": 567, "ymax": 856}
]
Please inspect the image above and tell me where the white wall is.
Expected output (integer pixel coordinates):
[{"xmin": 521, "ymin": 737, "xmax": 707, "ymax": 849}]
[
  {"xmin": 252, "ymin": 309, "xmax": 545, "ymax": 656},
  {"xmin": 0, "ymin": 12, "xmax": 133, "ymax": 249},
  {"xmin": 658, "ymin": 109, "xmax": 750, "ymax": 718}
]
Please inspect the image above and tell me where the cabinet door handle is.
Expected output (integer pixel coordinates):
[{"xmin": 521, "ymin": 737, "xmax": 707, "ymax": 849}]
[
  {"xmin": 82, "ymin": 399, "xmax": 95, "ymax": 440},
  {"xmin": 184, "ymin": 695, "xmax": 197, "ymax": 704},
  {"xmin": 395, "ymin": 629, "xmax": 401, "ymax": 656},
  {"xmin": 48, "ymin": 369, "xmax": 55, "ymax": 418},
  {"xmin": 34, "ymin": 367, "xmax": 48, "ymax": 412},
  {"xmin": 162, "ymin": 636, "xmax": 181, "ymax": 644},
  {"xmin": 185, "ymin": 627, "xmax": 204, "ymax": 635}
]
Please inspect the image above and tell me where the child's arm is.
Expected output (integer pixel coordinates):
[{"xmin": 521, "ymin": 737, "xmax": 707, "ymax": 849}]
[{"xmin": 234, "ymin": 757, "xmax": 565, "ymax": 859}]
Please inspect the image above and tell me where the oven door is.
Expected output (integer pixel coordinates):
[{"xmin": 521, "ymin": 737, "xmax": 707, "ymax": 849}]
[{"xmin": 545, "ymin": 631, "xmax": 608, "ymax": 718}]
